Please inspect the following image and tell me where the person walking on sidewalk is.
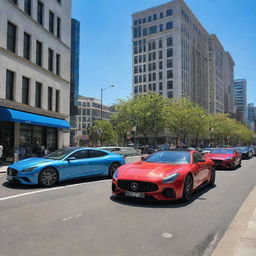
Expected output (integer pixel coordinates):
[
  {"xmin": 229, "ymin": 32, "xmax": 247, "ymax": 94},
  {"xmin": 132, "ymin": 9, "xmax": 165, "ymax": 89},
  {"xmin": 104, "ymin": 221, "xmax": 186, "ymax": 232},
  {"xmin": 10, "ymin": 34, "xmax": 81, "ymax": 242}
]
[{"xmin": 0, "ymin": 145, "xmax": 3, "ymax": 166}]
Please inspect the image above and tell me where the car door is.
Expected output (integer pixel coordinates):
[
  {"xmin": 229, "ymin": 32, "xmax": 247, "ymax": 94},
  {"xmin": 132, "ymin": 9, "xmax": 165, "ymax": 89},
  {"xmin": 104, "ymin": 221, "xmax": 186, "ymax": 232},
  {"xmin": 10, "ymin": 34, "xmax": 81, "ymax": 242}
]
[
  {"xmin": 192, "ymin": 152, "xmax": 209, "ymax": 187},
  {"xmin": 63, "ymin": 149, "xmax": 90, "ymax": 179},
  {"xmin": 82, "ymin": 150, "xmax": 109, "ymax": 176}
]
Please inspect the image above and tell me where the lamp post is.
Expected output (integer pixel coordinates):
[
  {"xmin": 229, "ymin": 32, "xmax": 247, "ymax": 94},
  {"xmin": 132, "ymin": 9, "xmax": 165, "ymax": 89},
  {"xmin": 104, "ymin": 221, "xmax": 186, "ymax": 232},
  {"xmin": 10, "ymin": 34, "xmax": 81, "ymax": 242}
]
[{"xmin": 101, "ymin": 85, "xmax": 115, "ymax": 121}]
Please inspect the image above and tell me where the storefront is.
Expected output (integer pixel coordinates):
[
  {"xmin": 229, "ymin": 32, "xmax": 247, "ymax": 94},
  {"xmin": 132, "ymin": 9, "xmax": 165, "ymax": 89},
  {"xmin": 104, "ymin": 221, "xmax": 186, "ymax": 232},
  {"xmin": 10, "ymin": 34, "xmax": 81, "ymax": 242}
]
[{"xmin": 0, "ymin": 106, "xmax": 70, "ymax": 161}]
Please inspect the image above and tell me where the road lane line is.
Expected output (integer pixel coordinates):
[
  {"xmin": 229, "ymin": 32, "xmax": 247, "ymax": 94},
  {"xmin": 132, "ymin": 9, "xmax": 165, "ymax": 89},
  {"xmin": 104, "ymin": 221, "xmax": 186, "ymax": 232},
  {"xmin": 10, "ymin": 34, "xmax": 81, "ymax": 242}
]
[
  {"xmin": 0, "ymin": 180, "xmax": 109, "ymax": 201},
  {"xmin": 202, "ymin": 232, "xmax": 220, "ymax": 256}
]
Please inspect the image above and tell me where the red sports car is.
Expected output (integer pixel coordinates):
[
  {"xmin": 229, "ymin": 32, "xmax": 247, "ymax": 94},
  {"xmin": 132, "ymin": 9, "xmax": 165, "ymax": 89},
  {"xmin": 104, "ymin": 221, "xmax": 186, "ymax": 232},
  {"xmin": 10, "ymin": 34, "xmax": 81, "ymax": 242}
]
[
  {"xmin": 112, "ymin": 150, "xmax": 215, "ymax": 202},
  {"xmin": 204, "ymin": 148, "xmax": 242, "ymax": 169}
]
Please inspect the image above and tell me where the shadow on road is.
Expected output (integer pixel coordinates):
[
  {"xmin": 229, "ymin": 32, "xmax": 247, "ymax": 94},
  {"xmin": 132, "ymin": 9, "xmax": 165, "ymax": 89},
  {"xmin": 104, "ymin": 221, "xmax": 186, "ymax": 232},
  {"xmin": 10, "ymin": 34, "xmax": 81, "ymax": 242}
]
[
  {"xmin": 110, "ymin": 185, "xmax": 216, "ymax": 209},
  {"xmin": 2, "ymin": 176, "xmax": 111, "ymax": 190}
]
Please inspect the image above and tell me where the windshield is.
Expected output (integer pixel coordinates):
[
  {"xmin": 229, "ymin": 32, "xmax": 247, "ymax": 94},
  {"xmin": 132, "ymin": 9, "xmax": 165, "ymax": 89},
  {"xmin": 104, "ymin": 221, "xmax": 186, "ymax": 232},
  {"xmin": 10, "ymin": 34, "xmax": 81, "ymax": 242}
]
[
  {"xmin": 210, "ymin": 148, "xmax": 234, "ymax": 154},
  {"xmin": 145, "ymin": 151, "xmax": 191, "ymax": 164},
  {"xmin": 45, "ymin": 148, "xmax": 75, "ymax": 160},
  {"xmin": 235, "ymin": 147, "xmax": 248, "ymax": 152}
]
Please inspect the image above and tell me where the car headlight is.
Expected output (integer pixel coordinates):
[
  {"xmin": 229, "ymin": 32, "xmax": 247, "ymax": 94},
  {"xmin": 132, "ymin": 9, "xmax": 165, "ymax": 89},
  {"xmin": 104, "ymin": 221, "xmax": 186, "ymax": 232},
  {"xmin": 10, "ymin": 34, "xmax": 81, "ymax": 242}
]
[
  {"xmin": 162, "ymin": 173, "xmax": 180, "ymax": 184},
  {"xmin": 21, "ymin": 167, "xmax": 37, "ymax": 172},
  {"xmin": 113, "ymin": 169, "xmax": 119, "ymax": 179}
]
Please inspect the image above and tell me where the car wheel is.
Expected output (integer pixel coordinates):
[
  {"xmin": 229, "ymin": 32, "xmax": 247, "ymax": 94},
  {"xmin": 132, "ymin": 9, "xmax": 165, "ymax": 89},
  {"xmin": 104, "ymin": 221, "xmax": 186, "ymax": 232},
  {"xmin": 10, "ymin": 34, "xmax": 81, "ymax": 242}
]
[
  {"xmin": 238, "ymin": 159, "xmax": 242, "ymax": 167},
  {"xmin": 38, "ymin": 167, "xmax": 58, "ymax": 187},
  {"xmin": 230, "ymin": 162, "xmax": 236, "ymax": 170},
  {"xmin": 208, "ymin": 168, "xmax": 215, "ymax": 187},
  {"xmin": 182, "ymin": 174, "xmax": 193, "ymax": 202},
  {"xmin": 108, "ymin": 162, "xmax": 121, "ymax": 178}
]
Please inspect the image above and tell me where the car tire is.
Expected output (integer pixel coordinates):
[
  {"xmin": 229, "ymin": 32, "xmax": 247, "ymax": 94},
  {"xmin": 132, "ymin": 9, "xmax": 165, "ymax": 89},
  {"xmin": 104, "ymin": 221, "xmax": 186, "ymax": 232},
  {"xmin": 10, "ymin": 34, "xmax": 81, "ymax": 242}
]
[
  {"xmin": 108, "ymin": 162, "xmax": 121, "ymax": 178},
  {"xmin": 182, "ymin": 174, "xmax": 193, "ymax": 202},
  {"xmin": 238, "ymin": 159, "xmax": 242, "ymax": 167},
  {"xmin": 208, "ymin": 168, "xmax": 215, "ymax": 187},
  {"xmin": 38, "ymin": 167, "xmax": 59, "ymax": 187}
]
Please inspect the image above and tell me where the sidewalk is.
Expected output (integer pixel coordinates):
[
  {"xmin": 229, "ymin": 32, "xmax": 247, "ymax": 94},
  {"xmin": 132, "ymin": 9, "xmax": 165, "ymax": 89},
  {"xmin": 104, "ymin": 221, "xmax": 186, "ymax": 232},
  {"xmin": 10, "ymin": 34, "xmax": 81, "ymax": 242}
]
[
  {"xmin": 211, "ymin": 186, "xmax": 256, "ymax": 256},
  {"xmin": 0, "ymin": 165, "xmax": 8, "ymax": 173}
]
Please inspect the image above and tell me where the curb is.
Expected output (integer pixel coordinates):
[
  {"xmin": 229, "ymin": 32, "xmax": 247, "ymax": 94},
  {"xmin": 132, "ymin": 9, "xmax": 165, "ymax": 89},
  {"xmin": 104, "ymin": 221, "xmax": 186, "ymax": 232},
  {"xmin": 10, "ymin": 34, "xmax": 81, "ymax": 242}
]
[{"xmin": 211, "ymin": 186, "xmax": 256, "ymax": 256}]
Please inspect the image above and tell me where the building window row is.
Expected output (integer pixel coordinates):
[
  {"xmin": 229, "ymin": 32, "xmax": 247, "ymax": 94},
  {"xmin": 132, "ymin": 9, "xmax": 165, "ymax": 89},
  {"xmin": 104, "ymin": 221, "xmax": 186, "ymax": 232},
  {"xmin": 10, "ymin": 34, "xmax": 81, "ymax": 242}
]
[
  {"xmin": 134, "ymin": 9, "xmax": 173, "ymax": 26},
  {"xmin": 9, "ymin": 0, "xmax": 62, "ymax": 39},
  {"xmin": 7, "ymin": 21, "xmax": 62, "ymax": 76},
  {"xmin": 134, "ymin": 22, "xmax": 173, "ymax": 39},
  {"xmin": 5, "ymin": 69, "xmax": 60, "ymax": 112},
  {"xmin": 134, "ymin": 82, "xmax": 173, "ymax": 95}
]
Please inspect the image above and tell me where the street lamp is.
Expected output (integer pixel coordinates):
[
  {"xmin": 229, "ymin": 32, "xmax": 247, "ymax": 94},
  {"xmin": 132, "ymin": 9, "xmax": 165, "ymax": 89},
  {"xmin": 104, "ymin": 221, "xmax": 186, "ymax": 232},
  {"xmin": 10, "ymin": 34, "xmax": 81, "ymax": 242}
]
[{"xmin": 101, "ymin": 85, "xmax": 115, "ymax": 121}]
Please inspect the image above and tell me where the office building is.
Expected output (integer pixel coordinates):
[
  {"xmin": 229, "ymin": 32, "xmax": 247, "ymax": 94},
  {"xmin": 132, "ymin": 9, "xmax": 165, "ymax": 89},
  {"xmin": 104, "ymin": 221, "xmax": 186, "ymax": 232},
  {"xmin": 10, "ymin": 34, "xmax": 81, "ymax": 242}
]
[
  {"xmin": 70, "ymin": 18, "xmax": 80, "ymax": 144},
  {"xmin": 234, "ymin": 79, "xmax": 247, "ymax": 123},
  {"xmin": 247, "ymin": 103, "xmax": 255, "ymax": 131},
  {"xmin": 75, "ymin": 95, "xmax": 114, "ymax": 137},
  {"xmin": 132, "ymin": 0, "xmax": 234, "ymax": 114},
  {"xmin": 223, "ymin": 51, "xmax": 235, "ymax": 114},
  {"xmin": 0, "ymin": 0, "xmax": 71, "ymax": 160}
]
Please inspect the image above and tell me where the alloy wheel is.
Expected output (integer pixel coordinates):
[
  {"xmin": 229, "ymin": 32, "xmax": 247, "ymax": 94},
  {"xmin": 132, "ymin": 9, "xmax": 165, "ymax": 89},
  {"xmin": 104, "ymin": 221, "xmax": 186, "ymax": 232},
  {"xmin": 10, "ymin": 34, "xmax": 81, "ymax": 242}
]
[
  {"xmin": 109, "ymin": 162, "xmax": 121, "ymax": 177},
  {"xmin": 39, "ymin": 168, "xmax": 58, "ymax": 187}
]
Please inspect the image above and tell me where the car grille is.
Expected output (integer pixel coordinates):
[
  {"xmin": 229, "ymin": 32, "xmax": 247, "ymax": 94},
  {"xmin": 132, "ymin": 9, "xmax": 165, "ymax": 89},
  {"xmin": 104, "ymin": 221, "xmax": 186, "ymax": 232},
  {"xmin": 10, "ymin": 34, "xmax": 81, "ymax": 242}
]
[
  {"xmin": 7, "ymin": 168, "xmax": 18, "ymax": 176},
  {"xmin": 212, "ymin": 159, "xmax": 223, "ymax": 165},
  {"xmin": 118, "ymin": 180, "xmax": 158, "ymax": 192}
]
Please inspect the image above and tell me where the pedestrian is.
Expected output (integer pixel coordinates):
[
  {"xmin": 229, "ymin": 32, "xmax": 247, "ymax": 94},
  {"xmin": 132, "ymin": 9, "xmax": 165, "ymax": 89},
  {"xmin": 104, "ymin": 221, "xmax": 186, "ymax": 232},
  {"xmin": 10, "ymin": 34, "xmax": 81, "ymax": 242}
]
[
  {"xmin": 0, "ymin": 145, "xmax": 3, "ymax": 166},
  {"xmin": 18, "ymin": 137, "xmax": 27, "ymax": 160}
]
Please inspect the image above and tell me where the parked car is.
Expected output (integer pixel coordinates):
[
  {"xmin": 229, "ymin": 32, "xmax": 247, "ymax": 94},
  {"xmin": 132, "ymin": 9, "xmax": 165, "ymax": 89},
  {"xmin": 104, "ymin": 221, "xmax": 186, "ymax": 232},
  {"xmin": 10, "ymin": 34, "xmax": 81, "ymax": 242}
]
[
  {"xmin": 7, "ymin": 148, "xmax": 125, "ymax": 186},
  {"xmin": 112, "ymin": 149, "xmax": 215, "ymax": 202},
  {"xmin": 234, "ymin": 146, "xmax": 253, "ymax": 159},
  {"xmin": 204, "ymin": 148, "xmax": 241, "ymax": 169},
  {"xmin": 99, "ymin": 147, "xmax": 138, "ymax": 157}
]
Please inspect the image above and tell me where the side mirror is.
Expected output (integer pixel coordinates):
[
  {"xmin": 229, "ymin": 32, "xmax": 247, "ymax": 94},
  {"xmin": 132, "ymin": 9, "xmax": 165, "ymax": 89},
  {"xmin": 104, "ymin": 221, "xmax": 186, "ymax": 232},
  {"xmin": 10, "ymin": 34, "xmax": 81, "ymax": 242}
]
[
  {"xmin": 66, "ymin": 157, "xmax": 76, "ymax": 161},
  {"xmin": 141, "ymin": 154, "xmax": 149, "ymax": 161}
]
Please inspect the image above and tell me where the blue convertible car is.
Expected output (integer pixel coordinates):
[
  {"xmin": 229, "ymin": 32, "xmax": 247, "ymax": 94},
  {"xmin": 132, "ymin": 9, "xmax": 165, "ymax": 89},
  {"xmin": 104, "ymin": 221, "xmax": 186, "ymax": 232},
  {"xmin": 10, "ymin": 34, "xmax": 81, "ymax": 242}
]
[{"xmin": 7, "ymin": 148, "xmax": 125, "ymax": 186}]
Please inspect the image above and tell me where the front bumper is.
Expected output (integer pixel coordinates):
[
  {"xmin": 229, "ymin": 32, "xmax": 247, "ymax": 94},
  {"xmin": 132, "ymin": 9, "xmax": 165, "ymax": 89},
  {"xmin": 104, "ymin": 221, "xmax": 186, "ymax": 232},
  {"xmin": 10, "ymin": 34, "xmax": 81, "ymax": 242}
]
[
  {"xmin": 210, "ymin": 159, "xmax": 235, "ymax": 169},
  {"xmin": 112, "ymin": 178, "xmax": 184, "ymax": 201},
  {"xmin": 7, "ymin": 168, "xmax": 39, "ymax": 185}
]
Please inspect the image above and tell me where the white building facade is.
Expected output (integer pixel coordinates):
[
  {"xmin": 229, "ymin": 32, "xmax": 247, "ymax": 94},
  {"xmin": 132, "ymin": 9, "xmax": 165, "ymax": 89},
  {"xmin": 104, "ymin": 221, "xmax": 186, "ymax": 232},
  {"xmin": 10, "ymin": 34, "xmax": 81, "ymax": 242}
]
[{"xmin": 0, "ymin": 0, "xmax": 71, "ymax": 160}]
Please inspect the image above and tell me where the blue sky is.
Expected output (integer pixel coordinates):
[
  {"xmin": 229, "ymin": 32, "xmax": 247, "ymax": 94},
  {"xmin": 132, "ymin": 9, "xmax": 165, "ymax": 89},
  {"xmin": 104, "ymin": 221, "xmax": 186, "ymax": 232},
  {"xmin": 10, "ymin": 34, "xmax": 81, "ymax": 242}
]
[{"xmin": 72, "ymin": 0, "xmax": 256, "ymax": 106}]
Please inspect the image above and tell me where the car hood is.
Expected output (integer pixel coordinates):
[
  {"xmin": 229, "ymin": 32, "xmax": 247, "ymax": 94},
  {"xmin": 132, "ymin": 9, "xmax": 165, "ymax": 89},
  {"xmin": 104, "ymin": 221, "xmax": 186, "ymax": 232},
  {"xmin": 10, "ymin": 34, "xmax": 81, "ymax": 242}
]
[
  {"xmin": 205, "ymin": 154, "xmax": 234, "ymax": 160},
  {"xmin": 118, "ymin": 161, "xmax": 188, "ymax": 180},
  {"xmin": 10, "ymin": 158, "xmax": 56, "ymax": 171}
]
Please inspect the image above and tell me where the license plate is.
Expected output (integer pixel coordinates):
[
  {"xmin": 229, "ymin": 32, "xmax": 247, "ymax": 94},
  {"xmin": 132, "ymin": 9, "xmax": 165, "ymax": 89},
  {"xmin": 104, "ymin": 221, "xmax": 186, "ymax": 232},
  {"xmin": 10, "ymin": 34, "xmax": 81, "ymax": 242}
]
[
  {"xmin": 125, "ymin": 191, "xmax": 145, "ymax": 198},
  {"xmin": 7, "ymin": 175, "xmax": 13, "ymax": 181}
]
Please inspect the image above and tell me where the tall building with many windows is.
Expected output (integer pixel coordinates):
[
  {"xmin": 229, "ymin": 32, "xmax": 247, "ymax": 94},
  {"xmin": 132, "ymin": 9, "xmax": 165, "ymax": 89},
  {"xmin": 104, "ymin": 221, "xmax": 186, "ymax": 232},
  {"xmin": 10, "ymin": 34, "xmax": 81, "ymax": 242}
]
[
  {"xmin": 234, "ymin": 79, "xmax": 247, "ymax": 123},
  {"xmin": 247, "ymin": 103, "xmax": 255, "ymax": 131},
  {"xmin": 0, "ymin": 0, "xmax": 71, "ymax": 160},
  {"xmin": 132, "ymin": 0, "xmax": 234, "ymax": 114}
]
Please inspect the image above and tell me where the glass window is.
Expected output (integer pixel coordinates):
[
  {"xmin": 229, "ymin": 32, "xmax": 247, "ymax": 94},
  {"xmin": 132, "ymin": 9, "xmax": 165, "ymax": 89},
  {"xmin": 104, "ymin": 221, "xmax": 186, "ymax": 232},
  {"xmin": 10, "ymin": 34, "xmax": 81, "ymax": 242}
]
[
  {"xmin": 159, "ymin": 82, "xmax": 163, "ymax": 91},
  {"xmin": 167, "ymin": 37, "xmax": 173, "ymax": 47},
  {"xmin": 24, "ymin": 0, "xmax": 31, "ymax": 16},
  {"xmin": 23, "ymin": 32, "xmax": 31, "ymax": 60},
  {"xmin": 167, "ymin": 91, "xmax": 173, "ymax": 98},
  {"xmin": 159, "ymin": 72, "xmax": 162, "ymax": 80},
  {"xmin": 159, "ymin": 61, "xmax": 162, "ymax": 69},
  {"xmin": 55, "ymin": 90, "xmax": 60, "ymax": 112},
  {"xmin": 48, "ymin": 87, "xmax": 53, "ymax": 110},
  {"xmin": 70, "ymin": 150, "xmax": 89, "ymax": 159},
  {"xmin": 167, "ymin": 70, "xmax": 173, "ymax": 79},
  {"xmin": 48, "ymin": 48, "xmax": 54, "ymax": 72},
  {"xmin": 166, "ymin": 21, "xmax": 173, "ymax": 30},
  {"xmin": 159, "ymin": 39, "xmax": 162, "ymax": 48},
  {"xmin": 56, "ymin": 53, "xmax": 60, "ymax": 75},
  {"xmin": 166, "ymin": 9, "xmax": 173, "ymax": 16},
  {"xmin": 160, "ymin": 12, "xmax": 163, "ymax": 18},
  {"xmin": 159, "ymin": 24, "xmax": 163, "ymax": 32},
  {"xmin": 37, "ymin": 1, "xmax": 44, "ymax": 25},
  {"xmin": 22, "ymin": 76, "xmax": 30, "ymax": 105},
  {"xmin": 6, "ymin": 70, "xmax": 14, "ymax": 100},
  {"xmin": 167, "ymin": 48, "xmax": 173, "ymax": 57},
  {"xmin": 167, "ymin": 59, "xmax": 173, "ymax": 68},
  {"xmin": 145, "ymin": 151, "xmax": 190, "ymax": 164},
  {"xmin": 7, "ymin": 22, "xmax": 16, "ymax": 53},
  {"xmin": 159, "ymin": 51, "xmax": 163, "ymax": 59},
  {"xmin": 153, "ymin": 14, "xmax": 157, "ymax": 20},
  {"xmin": 148, "ymin": 16, "xmax": 151, "ymax": 22},
  {"xmin": 36, "ymin": 40, "xmax": 42, "ymax": 66},
  {"xmin": 57, "ymin": 17, "xmax": 61, "ymax": 38},
  {"xmin": 49, "ymin": 10, "xmax": 54, "ymax": 34},
  {"xmin": 167, "ymin": 80, "xmax": 173, "ymax": 89},
  {"xmin": 143, "ymin": 28, "xmax": 147, "ymax": 36},
  {"xmin": 35, "ymin": 82, "xmax": 42, "ymax": 108},
  {"xmin": 46, "ymin": 127, "xmax": 57, "ymax": 152},
  {"xmin": 149, "ymin": 25, "xmax": 157, "ymax": 35}
]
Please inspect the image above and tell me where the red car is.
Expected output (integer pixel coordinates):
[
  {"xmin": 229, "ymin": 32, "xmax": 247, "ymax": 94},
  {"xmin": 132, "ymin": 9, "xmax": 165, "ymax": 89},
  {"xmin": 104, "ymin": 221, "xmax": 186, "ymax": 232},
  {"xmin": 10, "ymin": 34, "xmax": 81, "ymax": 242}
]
[
  {"xmin": 112, "ymin": 150, "xmax": 215, "ymax": 202},
  {"xmin": 204, "ymin": 148, "xmax": 242, "ymax": 169}
]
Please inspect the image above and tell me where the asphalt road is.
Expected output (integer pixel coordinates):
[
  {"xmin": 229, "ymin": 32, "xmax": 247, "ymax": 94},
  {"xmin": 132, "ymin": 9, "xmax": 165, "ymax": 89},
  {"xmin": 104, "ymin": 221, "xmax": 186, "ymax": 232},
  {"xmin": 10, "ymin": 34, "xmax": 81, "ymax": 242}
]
[{"xmin": 0, "ymin": 157, "xmax": 256, "ymax": 256}]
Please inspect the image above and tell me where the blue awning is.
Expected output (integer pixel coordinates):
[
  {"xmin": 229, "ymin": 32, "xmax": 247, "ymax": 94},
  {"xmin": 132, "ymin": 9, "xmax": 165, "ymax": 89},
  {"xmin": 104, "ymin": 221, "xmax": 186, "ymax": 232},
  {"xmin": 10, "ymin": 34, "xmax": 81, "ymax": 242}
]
[{"xmin": 0, "ymin": 107, "xmax": 70, "ymax": 129}]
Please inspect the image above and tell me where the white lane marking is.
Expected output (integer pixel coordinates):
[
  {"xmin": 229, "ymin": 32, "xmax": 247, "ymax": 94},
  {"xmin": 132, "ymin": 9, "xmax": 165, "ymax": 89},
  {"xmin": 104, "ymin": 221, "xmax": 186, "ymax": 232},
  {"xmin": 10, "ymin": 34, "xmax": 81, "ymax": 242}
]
[
  {"xmin": 202, "ymin": 232, "xmax": 219, "ymax": 256},
  {"xmin": 232, "ymin": 173, "xmax": 236, "ymax": 176},
  {"xmin": 62, "ymin": 214, "xmax": 82, "ymax": 222},
  {"xmin": 162, "ymin": 233, "xmax": 173, "ymax": 238},
  {"xmin": 0, "ymin": 180, "xmax": 109, "ymax": 202}
]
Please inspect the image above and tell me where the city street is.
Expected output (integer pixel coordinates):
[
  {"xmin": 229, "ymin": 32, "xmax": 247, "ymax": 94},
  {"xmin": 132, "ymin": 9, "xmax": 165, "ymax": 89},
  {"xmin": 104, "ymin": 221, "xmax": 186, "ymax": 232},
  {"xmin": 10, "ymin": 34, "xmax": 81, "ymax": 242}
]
[{"xmin": 0, "ymin": 157, "xmax": 256, "ymax": 256}]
